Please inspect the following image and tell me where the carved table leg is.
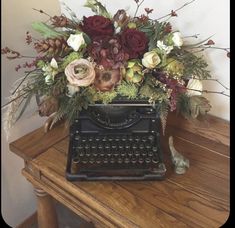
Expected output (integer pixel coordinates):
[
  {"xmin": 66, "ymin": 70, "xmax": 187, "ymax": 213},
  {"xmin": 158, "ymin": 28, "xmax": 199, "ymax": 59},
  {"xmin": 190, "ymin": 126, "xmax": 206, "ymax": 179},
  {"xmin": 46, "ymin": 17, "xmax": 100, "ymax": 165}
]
[{"xmin": 34, "ymin": 188, "xmax": 59, "ymax": 228}]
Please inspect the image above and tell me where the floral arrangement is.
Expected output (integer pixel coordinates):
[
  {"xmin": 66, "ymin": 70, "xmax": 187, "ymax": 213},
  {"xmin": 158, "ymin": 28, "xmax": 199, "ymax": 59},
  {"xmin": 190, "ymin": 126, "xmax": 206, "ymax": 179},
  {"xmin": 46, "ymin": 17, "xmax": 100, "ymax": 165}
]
[{"xmin": 2, "ymin": 0, "xmax": 229, "ymax": 133}]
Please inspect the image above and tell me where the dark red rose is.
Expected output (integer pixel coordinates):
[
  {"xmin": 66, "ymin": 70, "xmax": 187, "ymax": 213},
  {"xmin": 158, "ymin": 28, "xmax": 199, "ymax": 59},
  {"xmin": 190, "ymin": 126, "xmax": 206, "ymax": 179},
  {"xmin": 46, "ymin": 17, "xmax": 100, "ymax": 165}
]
[
  {"xmin": 121, "ymin": 29, "xmax": 148, "ymax": 59},
  {"xmin": 81, "ymin": 16, "xmax": 114, "ymax": 39}
]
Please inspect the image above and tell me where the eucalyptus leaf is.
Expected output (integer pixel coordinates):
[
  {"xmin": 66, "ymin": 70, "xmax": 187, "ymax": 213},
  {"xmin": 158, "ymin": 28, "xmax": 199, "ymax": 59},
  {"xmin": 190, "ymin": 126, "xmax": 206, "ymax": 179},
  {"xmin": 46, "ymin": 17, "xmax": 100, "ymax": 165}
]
[{"xmin": 32, "ymin": 22, "xmax": 65, "ymax": 38}]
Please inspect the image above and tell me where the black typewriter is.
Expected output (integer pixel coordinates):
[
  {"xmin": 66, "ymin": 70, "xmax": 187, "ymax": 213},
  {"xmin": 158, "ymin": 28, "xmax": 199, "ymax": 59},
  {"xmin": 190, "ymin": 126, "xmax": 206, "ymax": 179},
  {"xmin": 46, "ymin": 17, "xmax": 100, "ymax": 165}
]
[{"xmin": 66, "ymin": 99, "xmax": 166, "ymax": 181}]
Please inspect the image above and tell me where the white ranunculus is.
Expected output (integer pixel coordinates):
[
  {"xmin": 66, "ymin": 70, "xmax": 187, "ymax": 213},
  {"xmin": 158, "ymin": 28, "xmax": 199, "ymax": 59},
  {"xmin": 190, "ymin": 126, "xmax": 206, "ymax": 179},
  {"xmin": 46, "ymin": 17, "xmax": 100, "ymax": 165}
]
[
  {"xmin": 67, "ymin": 33, "xmax": 85, "ymax": 52},
  {"xmin": 172, "ymin": 32, "xmax": 183, "ymax": 47},
  {"xmin": 142, "ymin": 51, "xmax": 161, "ymax": 69},
  {"xmin": 157, "ymin": 40, "xmax": 173, "ymax": 54},
  {"xmin": 186, "ymin": 79, "xmax": 203, "ymax": 96},
  {"xmin": 66, "ymin": 84, "xmax": 80, "ymax": 97}
]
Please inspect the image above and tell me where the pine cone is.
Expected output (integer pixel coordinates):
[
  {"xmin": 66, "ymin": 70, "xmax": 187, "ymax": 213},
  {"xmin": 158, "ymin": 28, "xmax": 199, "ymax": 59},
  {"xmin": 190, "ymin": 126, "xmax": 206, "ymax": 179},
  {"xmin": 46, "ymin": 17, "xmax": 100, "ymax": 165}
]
[
  {"xmin": 51, "ymin": 15, "xmax": 75, "ymax": 28},
  {"xmin": 34, "ymin": 37, "xmax": 70, "ymax": 56},
  {"xmin": 38, "ymin": 97, "xmax": 59, "ymax": 117}
]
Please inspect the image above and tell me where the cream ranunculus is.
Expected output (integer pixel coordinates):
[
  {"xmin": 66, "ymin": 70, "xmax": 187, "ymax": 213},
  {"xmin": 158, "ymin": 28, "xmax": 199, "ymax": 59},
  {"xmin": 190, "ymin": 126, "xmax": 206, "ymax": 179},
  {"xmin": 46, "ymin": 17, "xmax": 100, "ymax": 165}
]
[
  {"xmin": 142, "ymin": 51, "xmax": 161, "ymax": 69},
  {"xmin": 157, "ymin": 40, "xmax": 173, "ymax": 54},
  {"xmin": 65, "ymin": 59, "xmax": 95, "ymax": 87},
  {"xmin": 67, "ymin": 33, "xmax": 85, "ymax": 52},
  {"xmin": 66, "ymin": 84, "xmax": 80, "ymax": 97},
  {"xmin": 186, "ymin": 79, "xmax": 203, "ymax": 96},
  {"xmin": 172, "ymin": 32, "xmax": 183, "ymax": 47}
]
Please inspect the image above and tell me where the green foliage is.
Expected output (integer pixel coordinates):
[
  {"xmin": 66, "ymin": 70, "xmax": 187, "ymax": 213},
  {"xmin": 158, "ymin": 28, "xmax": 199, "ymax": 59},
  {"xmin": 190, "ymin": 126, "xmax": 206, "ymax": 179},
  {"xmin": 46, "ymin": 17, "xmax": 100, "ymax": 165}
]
[
  {"xmin": 158, "ymin": 101, "xmax": 169, "ymax": 135},
  {"xmin": 139, "ymin": 76, "xmax": 169, "ymax": 103},
  {"xmin": 32, "ymin": 22, "xmax": 65, "ymax": 38},
  {"xmin": 116, "ymin": 81, "xmax": 138, "ymax": 99},
  {"xmin": 60, "ymin": 52, "xmax": 82, "ymax": 70},
  {"xmin": 172, "ymin": 49, "xmax": 211, "ymax": 79},
  {"xmin": 84, "ymin": 0, "xmax": 111, "ymax": 18},
  {"xmin": 94, "ymin": 90, "xmax": 118, "ymax": 104},
  {"xmin": 176, "ymin": 93, "xmax": 191, "ymax": 119},
  {"xmin": 138, "ymin": 21, "xmax": 170, "ymax": 50}
]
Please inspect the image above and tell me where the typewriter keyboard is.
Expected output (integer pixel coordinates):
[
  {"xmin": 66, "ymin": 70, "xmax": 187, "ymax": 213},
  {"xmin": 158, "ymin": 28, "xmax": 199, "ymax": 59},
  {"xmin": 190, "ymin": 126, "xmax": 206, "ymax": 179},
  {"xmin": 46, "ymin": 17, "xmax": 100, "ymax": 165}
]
[{"xmin": 71, "ymin": 133, "xmax": 160, "ymax": 166}]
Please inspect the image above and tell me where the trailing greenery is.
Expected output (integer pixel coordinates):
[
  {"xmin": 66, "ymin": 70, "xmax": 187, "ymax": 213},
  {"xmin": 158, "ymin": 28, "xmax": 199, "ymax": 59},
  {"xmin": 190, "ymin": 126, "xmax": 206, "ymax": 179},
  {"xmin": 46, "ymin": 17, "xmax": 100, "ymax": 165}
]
[
  {"xmin": 172, "ymin": 49, "xmax": 211, "ymax": 79},
  {"xmin": 176, "ymin": 93, "xmax": 191, "ymax": 119}
]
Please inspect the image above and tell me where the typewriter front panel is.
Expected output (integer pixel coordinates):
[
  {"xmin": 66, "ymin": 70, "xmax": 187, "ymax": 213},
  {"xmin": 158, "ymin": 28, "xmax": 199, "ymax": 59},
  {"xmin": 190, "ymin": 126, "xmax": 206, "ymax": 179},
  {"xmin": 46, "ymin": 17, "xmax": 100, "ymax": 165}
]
[{"xmin": 66, "ymin": 106, "xmax": 166, "ymax": 181}]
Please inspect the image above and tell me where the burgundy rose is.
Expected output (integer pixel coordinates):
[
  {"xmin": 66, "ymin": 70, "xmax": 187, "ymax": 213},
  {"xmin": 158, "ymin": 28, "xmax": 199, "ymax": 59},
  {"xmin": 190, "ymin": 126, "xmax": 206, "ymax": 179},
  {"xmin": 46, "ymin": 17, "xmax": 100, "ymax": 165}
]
[
  {"xmin": 121, "ymin": 28, "xmax": 148, "ymax": 59},
  {"xmin": 81, "ymin": 15, "xmax": 114, "ymax": 39}
]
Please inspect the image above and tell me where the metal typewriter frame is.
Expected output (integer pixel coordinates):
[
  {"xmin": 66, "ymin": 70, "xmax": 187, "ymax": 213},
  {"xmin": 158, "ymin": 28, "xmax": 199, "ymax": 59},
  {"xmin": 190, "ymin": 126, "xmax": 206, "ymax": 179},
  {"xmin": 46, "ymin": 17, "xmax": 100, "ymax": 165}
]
[{"xmin": 66, "ymin": 99, "xmax": 166, "ymax": 181}]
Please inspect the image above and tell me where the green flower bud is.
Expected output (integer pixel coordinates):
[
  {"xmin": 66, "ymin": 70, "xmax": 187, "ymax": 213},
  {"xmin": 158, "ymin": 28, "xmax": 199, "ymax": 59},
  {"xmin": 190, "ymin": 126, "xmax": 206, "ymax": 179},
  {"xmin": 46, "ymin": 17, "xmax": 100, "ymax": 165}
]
[
  {"xmin": 165, "ymin": 58, "xmax": 184, "ymax": 76},
  {"xmin": 125, "ymin": 60, "xmax": 144, "ymax": 83}
]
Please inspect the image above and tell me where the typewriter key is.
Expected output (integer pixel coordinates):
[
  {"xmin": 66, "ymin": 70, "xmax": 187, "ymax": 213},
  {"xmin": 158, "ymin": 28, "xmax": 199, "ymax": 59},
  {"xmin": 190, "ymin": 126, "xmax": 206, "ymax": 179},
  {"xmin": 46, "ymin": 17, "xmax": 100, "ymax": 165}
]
[
  {"xmin": 134, "ymin": 150, "xmax": 140, "ymax": 156},
  {"xmin": 152, "ymin": 157, "xmax": 159, "ymax": 163},
  {"xmin": 96, "ymin": 158, "xmax": 102, "ymax": 164},
  {"xmin": 110, "ymin": 157, "xmax": 115, "ymax": 163},
  {"xmin": 138, "ymin": 157, "xmax": 144, "ymax": 164},
  {"xmin": 89, "ymin": 157, "xmax": 95, "ymax": 164},
  {"xmin": 82, "ymin": 158, "xmax": 88, "ymax": 164},
  {"xmin": 122, "ymin": 135, "xmax": 127, "ymax": 141},
  {"xmin": 131, "ymin": 157, "xmax": 137, "ymax": 164},
  {"xmin": 145, "ymin": 158, "xmax": 151, "ymax": 163},
  {"xmin": 152, "ymin": 147, "xmax": 158, "ymax": 152},
  {"xmin": 117, "ymin": 157, "xmax": 123, "ymax": 164},
  {"xmin": 124, "ymin": 157, "xmax": 130, "ymax": 164},
  {"xmin": 72, "ymin": 157, "xmax": 80, "ymax": 164},
  {"xmin": 148, "ymin": 151, "xmax": 153, "ymax": 157},
  {"xmin": 132, "ymin": 144, "xmax": 137, "ymax": 150},
  {"xmin": 75, "ymin": 135, "xmax": 80, "ymax": 141},
  {"xmin": 103, "ymin": 157, "xmax": 108, "ymax": 164},
  {"xmin": 148, "ymin": 135, "xmax": 154, "ymax": 142}
]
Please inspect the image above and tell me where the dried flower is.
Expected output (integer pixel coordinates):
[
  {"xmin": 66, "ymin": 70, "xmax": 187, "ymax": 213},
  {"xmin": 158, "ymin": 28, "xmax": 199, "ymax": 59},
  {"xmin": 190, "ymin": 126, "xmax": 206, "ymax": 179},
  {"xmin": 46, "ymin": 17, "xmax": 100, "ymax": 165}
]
[
  {"xmin": 94, "ymin": 68, "xmax": 121, "ymax": 91},
  {"xmin": 205, "ymin": 39, "xmax": 215, "ymax": 45},
  {"xmin": 38, "ymin": 96, "xmax": 59, "ymax": 117}
]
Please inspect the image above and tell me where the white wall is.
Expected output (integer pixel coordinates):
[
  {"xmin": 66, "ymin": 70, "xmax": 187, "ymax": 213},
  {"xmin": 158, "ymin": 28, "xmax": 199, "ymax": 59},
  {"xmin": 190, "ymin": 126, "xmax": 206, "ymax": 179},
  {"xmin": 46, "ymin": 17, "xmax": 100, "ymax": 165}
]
[
  {"xmin": 1, "ymin": 0, "xmax": 60, "ymax": 226},
  {"xmin": 1, "ymin": 0, "xmax": 229, "ymax": 226}
]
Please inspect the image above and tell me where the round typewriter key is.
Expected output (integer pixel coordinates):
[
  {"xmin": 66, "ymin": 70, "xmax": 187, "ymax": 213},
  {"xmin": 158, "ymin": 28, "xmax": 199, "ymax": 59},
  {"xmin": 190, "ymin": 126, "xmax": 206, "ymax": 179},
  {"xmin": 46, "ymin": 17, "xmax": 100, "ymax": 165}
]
[
  {"xmin": 95, "ymin": 136, "xmax": 101, "ymax": 142},
  {"xmin": 134, "ymin": 150, "xmax": 140, "ymax": 156},
  {"xmin": 141, "ymin": 136, "xmax": 147, "ymax": 142},
  {"xmin": 86, "ymin": 152, "xmax": 91, "ymax": 157},
  {"xmin": 152, "ymin": 157, "xmax": 159, "ymax": 163},
  {"xmin": 89, "ymin": 157, "xmax": 95, "ymax": 164},
  {"xmin": 79, "ymin": 151, "xmax": 85, "ymax": 156},
  {"xmin": 75, "ymin": 135, "xmax": 80, "ymax": 141},
  {"xmin": 145, "ymin": 158, "xmax": 151, "ymax": 163},
  {"xmin": 82, "ymin": 158, "xmax": 88, "ymax": 164},
  {"xmin": 82, "ymin": 137, "xmax": 86, "ymax": 143},
  {"xmin": 128, "ymin": 151, "xmax": 133, "ymax": 156},
  {"xmin": 139, "ymin": 144, "xmax": 144, "ymax": 150},
  {"xmin": 124, "ymin": 157, "xmax": 130, "ymax": 164},
  {"xmin": 100, "ymin": 151, "xmax": 105, "ymax": 157},
  {"xmin": 131, "ymin": 157, "xmax": 137, "ymax": 164},
  {"xmin": 125, "ymin": 145, "xmax": 130, "ymax": 149},
  {"xmin": 73, "ymin": 157, "xmax": 80, "ymax": 163},
  {"xmin": 117, "ymin": 157, "xmax": 123, "ymax": 164},
  {"xmin": 98, "ymin": 144, "xmax": 103, "ymax": 150},
  {"xmin": 132, "ymin": 144, "xmax": 137, "ymax": 150},
  {"xmin": 88, "ymin": 137, "xmax": 93, "ymax": 142},
  {"xmin": 142, "ymin": 151, "xmax": 147, "ymax": 156},
  {"xmin": 148, "ymin": 135, "xmax": 154, "ymax": 142},
  {"xmin": 111, "ymin": 145, "xmax": 117, "ymax": 149},
  {"xmin": 115, "ymin": 136, "xmax": 120, "ymax": 142},
  {"xmin": 122, "ymin": 136, "xmax": 127, "ymax": 141},
  {"xmin": 102, "ymin": 136, "xmax": 107, "ymax": 142},
  {"xmin": 120, "ymin": 152, "xmax": 126, "ymax": 157},
  {"xmin": 96, "ymin": 158, "xmax": 102, "ymax": 164},
  {"xmin": 103, "ymin": 157, "xmax": 108, "ymax": 164},
  {"xmin": 85, "ymin": 144, "xmax": 90, "ymax": 149},
  {"xmin": 138, "ymin": 157, "xmax": 144, "ymax": 164},
  {"xmin": 128, "ymin": 136, "xmax": 133, "ymax": 142},
  {"xmin": 105, "ymin": 144, "xmax": 110, "ymax": 149},
  {"xmin": 148, "ymin": 151, "xmax": 153, "ymax": 157},
  {"xmin": 110, "ymin": 157, "xmax": 115, "ymax": 163},
  {"xmin": 152, "ymin": 147, "xmax": 158, "ymax": 152},
  {"xmin": 108, "ymin": 136, "xmax": 113, "ymax": 142},
  {"xmin": 93, "ymin": 152, "xmax": 98, "ymax": 157},
  {"xmin": 134, "ymin": 136, "xmax": 140, "ymax": 142},
  {"xmin": 145, "ymin": 144, "xmax": 151, "ymax": 149}
]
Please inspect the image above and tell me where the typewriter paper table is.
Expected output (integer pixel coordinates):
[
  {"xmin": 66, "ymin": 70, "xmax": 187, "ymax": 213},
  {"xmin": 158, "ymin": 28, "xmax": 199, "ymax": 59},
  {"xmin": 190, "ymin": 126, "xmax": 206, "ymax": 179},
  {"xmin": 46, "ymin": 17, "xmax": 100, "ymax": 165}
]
[{"xmin": 9, "ymin": 114, "xmax": 229, "ymax": 228}]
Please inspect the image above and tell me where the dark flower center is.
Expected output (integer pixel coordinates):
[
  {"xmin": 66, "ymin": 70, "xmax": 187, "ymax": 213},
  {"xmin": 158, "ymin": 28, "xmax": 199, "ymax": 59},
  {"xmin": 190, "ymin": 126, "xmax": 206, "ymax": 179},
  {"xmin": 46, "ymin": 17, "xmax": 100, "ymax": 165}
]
[{"xmin": 102, "ymin": 72, "xmax": 111, "ymax": 81}]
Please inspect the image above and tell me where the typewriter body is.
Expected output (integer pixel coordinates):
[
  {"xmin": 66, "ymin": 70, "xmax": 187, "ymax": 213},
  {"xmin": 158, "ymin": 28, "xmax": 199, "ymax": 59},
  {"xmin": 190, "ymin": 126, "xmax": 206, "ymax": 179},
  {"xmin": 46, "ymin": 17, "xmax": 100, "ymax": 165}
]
[{"xmin": 66, "ymin": 99, "xmax": 166, "ymax": 181}]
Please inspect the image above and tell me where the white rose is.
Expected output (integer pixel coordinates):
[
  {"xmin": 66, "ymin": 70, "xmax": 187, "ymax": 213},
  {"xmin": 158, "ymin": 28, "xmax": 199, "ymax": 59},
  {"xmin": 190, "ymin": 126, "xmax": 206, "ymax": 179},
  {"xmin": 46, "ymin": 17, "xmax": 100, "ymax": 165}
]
[
  {"xmin": 142, "ymin": 51, "xmax": 161, "ymax": 69},
  {"xmin": 186, "ymin": 79, "xmax": 203, "ymax": 96},
  {"xmin": 172, "ymin": 32, "xmax": 183, "ymax": 47},
  {"xmin": 66, "ymin": 84, "xmax": 80, "ymax": 97},
  {"xmin": 157, "ymin": 40, "xmax": 173, "ymax": 54},
  {"xmin": 67, "ymin": 33, "xmax": 85, "ymax": 52}
]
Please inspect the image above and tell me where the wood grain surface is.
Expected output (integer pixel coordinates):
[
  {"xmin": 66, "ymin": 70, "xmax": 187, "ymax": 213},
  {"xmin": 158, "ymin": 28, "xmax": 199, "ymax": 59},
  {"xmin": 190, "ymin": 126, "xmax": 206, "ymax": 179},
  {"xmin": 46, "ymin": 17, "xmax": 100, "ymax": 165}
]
[{"xmin": 10, "ymin": 115, "xmax": 230, "ymax": 228}]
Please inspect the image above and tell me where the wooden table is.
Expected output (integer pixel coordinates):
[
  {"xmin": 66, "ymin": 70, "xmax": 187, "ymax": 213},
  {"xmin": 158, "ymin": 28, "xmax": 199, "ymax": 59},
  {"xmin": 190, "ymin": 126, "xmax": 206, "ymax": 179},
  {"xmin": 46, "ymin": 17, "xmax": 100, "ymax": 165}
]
[{"xmin": 10, "ymin": 114, "xmax": 230, "ymax": 228}]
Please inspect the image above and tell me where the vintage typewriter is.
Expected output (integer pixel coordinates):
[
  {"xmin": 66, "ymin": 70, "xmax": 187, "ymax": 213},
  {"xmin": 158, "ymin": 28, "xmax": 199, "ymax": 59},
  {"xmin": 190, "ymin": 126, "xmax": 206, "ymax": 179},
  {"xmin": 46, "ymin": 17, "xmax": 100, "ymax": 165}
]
[{"xmin": 66, "ymin": 99, "xmax": 166, "ymax": 181}]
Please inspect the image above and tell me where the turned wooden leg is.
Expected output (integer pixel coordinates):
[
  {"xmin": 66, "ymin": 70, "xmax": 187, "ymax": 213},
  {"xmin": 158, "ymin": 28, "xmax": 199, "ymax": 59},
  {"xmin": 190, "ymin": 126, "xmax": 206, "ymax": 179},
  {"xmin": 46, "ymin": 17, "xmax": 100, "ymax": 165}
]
[{"xmin": 34, "ymin": 188, "xmax": 59, "ymax": 228}]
